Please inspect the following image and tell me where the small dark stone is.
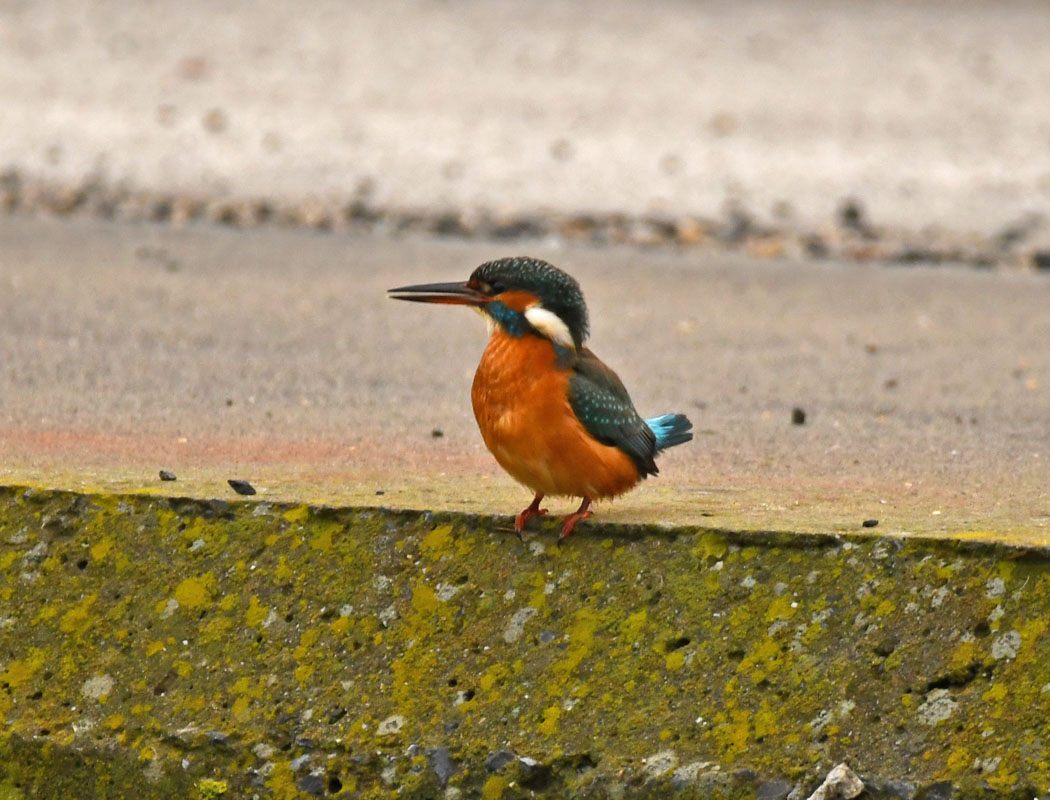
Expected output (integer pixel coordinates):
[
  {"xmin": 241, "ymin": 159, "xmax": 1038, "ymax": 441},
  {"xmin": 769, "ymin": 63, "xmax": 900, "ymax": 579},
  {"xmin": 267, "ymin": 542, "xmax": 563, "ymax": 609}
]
[
  {"xmin": 228, "ymin": 479, "xmax": 256, "ymax": 496},
  {"xmin": 485, "ymin": 750, "xmax": 516, "ymax": 772},
  {"xmin": 427, "ymin": 747, "xmax": 457, "ymax": 788},
  {"xmin": 995, "ymin": 220, "xmax": 1032, "ymax": 250},
  {"xmin": 863, "ymin": 519, "xmax": 879, "ymax": 528},
  {"xmin": 756, "ymin": 778, "xmax": 793, "ymax": 800},
  {"xmin": 791, "ymin": 407, "xmax": 806, "ymax": 425},
  {"xmin": 432, "ymin": 213, "xmax": 466, "ymax": 236},
  {"xmin": 327, "ymin": 706, "xmax": 347, "ymax": 724},
  {"xmin": 1033, "ymin": 250, "xmax": 1050, "ymax": 270},
  {"xmin": 149, "ymin": 198, "xmax": 174, "ymax": 223},
  {"xmin": 722, "ymin": 207, "xmax": 754, "ymax": 244},
  {"xmin": 491, "ymin": 218, "xmax": 544, "ymax": 240},
  {"xmin": 295, "ymin": 773, "xmax": 326, "ymax": 797},
  {"xmin": 803, "ymin": 234, "xmax": 829, "ymax": 258},
  {"xmin": 431, "ymin": 428, "xmax": 444, "ymax": 438},
  {"xmin": 840, "ymin": 198, "xmax": 863, "ymax": 225},
  {"xmin": 895, "ymin": 248, "xmax": 941, "ymax": 265},
  {"xmin": 159, "ymin": 470, "xmax": 177, "ymax": 481},
  {"xmin": 375, "ymin": 490, "xmax": 385, "ymax": 496},
  {"xmin": 838, "ymin": 198, "xmax": 876, "ymax": 238},
  {"xmin": 538, "ymin": 630, "xmax": 557, "ymax": 644}
]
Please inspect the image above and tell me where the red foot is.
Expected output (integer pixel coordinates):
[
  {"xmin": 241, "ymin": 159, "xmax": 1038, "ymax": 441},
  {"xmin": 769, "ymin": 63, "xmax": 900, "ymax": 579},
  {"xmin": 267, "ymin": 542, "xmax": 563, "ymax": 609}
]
[
  {"xmin": 558, "ymin": 497, "xmax": 593, "ymax": 542},
  {"xmin": 514, "ymin": 494, "xmax": 547, "ymax": 539}
]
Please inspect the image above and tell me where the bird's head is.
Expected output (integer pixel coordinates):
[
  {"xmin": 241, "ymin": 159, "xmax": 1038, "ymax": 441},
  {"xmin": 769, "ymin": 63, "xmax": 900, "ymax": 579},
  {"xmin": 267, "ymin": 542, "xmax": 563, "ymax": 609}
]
[{"xmin": 388, "ymin": 257, "xmax": 589, "ymax": 350}]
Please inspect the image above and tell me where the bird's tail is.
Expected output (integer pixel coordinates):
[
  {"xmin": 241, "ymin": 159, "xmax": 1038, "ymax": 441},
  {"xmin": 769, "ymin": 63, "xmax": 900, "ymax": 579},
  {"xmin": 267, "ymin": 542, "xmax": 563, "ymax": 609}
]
[{"xmin": 646, "ymin": 413, "xmax": 693, "ymax": 451}]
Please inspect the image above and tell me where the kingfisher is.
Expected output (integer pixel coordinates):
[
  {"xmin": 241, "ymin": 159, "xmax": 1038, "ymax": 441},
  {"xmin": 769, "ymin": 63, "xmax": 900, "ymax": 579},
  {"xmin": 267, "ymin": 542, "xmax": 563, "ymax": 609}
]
[{"xmin": 389, "ymin": 257, "xmax": 693, "ymax": 540}]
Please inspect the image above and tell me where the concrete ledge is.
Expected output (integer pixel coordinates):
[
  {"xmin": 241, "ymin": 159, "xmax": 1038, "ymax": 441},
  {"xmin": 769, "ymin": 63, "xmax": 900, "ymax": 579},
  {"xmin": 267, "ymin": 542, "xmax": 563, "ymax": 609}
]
[{"xmin": 1, "ymin": 486, "xmax": 1048, "ymax": 799}]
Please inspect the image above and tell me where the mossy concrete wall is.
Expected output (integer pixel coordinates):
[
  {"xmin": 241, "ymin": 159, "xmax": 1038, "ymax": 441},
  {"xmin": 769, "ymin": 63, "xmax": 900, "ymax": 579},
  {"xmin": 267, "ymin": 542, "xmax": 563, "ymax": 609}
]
[{"xmin": 0, "ymin": 486, "xmax": 1048, "ymax": 799}]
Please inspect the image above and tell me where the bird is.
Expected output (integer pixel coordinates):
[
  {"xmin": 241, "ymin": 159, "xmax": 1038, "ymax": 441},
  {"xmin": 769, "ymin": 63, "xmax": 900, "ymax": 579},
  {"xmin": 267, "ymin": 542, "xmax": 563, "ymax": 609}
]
[{"xmin": 388, "ymin": 257, "xmax": 693, "ymax": 540}]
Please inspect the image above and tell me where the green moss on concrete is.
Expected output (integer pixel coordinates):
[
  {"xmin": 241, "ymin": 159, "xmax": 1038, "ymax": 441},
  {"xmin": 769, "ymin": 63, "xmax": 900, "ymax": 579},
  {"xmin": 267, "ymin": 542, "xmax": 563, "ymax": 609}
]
[{"xmin": 0, "ymin": 485, "xmax": 1048, "ymax": 799}]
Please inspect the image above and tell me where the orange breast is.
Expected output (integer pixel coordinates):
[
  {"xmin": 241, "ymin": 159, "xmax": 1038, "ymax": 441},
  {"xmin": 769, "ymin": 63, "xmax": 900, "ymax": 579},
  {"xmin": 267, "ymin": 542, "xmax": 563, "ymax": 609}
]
[{"xmin": 471, "ymin": 331, "xmax": 641, "ymax": 499}]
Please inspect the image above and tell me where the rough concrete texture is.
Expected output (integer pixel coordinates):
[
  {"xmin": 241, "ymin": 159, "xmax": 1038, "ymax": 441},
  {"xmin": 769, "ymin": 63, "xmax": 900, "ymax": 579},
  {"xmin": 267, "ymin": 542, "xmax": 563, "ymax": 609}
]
[
  {"xmin": 2, "ymin": 217, "xmax": 1048, "ymax": 544},
  {"xmin": 1, "ymin": 487, "xmax": 1048, "ymax": 799},
  {"xmin": 3, "ymin": 0, "xmax": 1050, "ymax": 238}
]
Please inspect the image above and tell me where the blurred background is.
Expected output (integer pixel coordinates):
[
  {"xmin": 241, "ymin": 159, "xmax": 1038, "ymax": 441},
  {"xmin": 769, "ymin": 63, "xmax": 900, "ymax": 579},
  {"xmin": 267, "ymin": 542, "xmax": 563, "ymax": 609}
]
[{"xmin": 4, "ymin": 0, "xmax": 1050, "ymax": 267}]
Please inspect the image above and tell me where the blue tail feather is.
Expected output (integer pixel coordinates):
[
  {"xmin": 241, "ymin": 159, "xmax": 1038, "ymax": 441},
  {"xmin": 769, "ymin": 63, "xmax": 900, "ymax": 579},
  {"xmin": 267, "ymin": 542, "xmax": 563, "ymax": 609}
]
[{"xmin": 646, "ymin": 413, "xmax": 693, "ymax": 451}]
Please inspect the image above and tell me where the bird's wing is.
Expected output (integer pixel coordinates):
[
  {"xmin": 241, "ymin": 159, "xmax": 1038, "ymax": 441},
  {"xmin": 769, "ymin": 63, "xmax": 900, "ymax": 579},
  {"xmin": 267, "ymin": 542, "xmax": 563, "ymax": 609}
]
[{"xmin": 568, "ymin": 348, "xmax": 658, "ymax": 477}]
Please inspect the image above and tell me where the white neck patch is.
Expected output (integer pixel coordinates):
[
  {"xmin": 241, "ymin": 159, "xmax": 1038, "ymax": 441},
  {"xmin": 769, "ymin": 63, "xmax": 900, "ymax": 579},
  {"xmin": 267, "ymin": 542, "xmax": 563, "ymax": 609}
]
[
  {"xmin": 474, "ymin": 306, "xmax": 498, "ymax": 336},
  {"xmin": 524, "ymin": 305, "xmax": 575, "ymax": 349}
]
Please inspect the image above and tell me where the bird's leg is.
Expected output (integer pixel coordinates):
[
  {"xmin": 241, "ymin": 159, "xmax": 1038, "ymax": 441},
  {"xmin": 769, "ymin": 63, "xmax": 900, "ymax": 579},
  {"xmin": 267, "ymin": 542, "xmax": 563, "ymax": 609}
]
[
  {"xmin": 514, "ymin": 494, "xmax": 547, "ymax": 538},
  {"xmin": 559, "ymin": 496, "xmax": 593, "ymax": 542}
]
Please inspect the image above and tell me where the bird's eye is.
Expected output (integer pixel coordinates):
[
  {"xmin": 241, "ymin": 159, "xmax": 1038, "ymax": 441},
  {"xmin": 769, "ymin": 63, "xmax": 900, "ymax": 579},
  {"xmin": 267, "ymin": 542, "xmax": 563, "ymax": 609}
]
[{"xmin": 488, "ymin": 281, "xmax": 505, "ymax": 294}]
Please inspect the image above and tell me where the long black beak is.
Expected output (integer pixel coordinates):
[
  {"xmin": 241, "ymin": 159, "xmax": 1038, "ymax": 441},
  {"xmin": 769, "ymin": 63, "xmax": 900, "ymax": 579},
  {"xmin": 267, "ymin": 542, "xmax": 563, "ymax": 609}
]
[{"xmin": 387, "ymin": 281, "xmax": 489, "ymax": 306}]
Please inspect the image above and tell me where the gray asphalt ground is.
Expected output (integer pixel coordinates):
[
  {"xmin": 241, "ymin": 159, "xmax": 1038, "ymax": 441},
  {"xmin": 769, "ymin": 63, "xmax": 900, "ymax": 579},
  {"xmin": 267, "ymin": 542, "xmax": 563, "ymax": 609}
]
[
  {"xmin": 2, "ymin": 217, "xmax": 1048, "ymax": 541},
  {"xmin": 3, "ymin": 0, "xmax": 1050, "ymax": 238}
]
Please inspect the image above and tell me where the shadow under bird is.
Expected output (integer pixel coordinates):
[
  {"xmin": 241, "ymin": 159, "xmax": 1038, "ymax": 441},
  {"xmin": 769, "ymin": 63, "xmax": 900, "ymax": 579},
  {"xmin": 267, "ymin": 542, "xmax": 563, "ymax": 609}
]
[{"xmin": 389, "ymin": 257, "xmax": 693, "ymax": 540}]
